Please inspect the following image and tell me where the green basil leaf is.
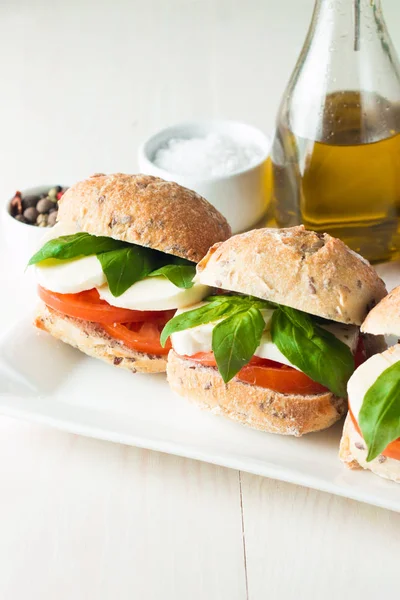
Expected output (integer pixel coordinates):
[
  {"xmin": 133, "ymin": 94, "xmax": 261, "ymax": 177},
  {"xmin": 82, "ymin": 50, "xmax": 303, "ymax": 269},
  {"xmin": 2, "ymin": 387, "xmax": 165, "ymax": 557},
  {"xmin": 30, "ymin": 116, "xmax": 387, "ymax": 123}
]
[
  {"xmin": 161, "ymin": 294, "xmax": 274, "ymax": 351},
  {"xmin": 359, "ymin": 361, "xmax": 400, "ymax": 462},
  {"xmin": 160, "ymin": 300, "xmax": 240, "ymax": 347},
  {"xmin": 271, "ymin": 307, "xmax": 354, "ymax": 397},
  {"xmin": 148, "ymin": 264, "xmax": 196, "ymax": 289},
  {"xmin": 205, "ymin": 295, "xmax": 276, "ymax": 310},
  {"xmin": 212, "ymin": 307, "xmax": 265, "ymax": 383},
  {"xmin": 279, "ymin": 305, "xmax": 314, "ymax": 337},
  {"xmin": 97, "ymin": 246, "xmax": 157, "ymax": 297},
  {"xmin": 28, "ymin": 232, "xmax": 124, "ymax": 265},
  {"xmin": 169, "ymin": 256, "xmax": 193, "ymax": 266}
]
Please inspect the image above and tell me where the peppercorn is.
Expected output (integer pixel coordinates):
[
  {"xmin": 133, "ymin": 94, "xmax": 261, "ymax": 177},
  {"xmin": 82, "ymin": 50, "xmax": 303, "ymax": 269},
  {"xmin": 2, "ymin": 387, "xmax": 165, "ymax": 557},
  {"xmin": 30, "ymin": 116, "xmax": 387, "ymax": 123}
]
[
  {"xmin": 21, "ymin": 194, "xmax": 39, "ymax": 210},
  {"xmin": 23, "ymin": 207, "xmax": 39, "ymax": 223},
  {"xmin": 36, "ymin": 213, "xmax": 48, "ymax": 226},
  {"xmin": 10, "ymin": 191, "xmax": 22, "ymax": 216},
  {"xmin": 37, "ymin": 197, "xmax": 54, "ymax": 213},
  {"xmin": 47, "ymin": 211, "xmax": 58, "ymax": 226}
]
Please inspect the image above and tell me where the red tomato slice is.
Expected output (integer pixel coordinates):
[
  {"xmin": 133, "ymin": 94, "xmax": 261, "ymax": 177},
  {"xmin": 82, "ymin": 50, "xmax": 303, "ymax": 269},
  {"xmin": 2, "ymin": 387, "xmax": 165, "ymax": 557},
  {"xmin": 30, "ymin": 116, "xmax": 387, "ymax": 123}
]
[
  {"xmin": 38, "ymin": 286, "xmax": 174, "ymax": 325},
  {"xmin": 349, "ymin": 409, "xmax": 400, "ymax": 461},
  {"xmin": 103, "ymin": 321, "xmax": 171, "ymax": 355},
  {"xmin": 183, "ymin": 335, "xmax": 366, "ymax": 395},
  {"xmin": 185, "ymin": 353, "xmax": 328, "ymax": 395},
  {"xmin": 186, "ymin": 351, "xmax": 217, "ymax": 366},
  {"xmin": 237, "ymin": 362, "xmax": 328, "ymax": 395}
]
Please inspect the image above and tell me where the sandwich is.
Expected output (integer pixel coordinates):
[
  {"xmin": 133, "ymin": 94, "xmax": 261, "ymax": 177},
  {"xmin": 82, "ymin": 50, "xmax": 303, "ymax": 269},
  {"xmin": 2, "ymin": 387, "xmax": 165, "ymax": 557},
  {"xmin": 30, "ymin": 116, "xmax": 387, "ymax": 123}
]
[
  {"xmin": 340, "ymin": 286, "xmax": 400, "ymax": 483},
  {"xmin": 28, "ymin": 173, "xmax": 231, "ymax": 373},
  {"xmin": 162, "ymin": 226, "xmax": 387, "ymax": 435}
]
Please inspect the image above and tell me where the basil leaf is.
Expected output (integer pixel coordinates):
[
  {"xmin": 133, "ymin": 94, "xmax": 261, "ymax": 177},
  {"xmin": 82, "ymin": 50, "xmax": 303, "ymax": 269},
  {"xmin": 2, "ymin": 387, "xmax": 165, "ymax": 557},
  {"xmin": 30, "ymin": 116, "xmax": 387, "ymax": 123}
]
[
  {"xmin": 169, "ymin": 256, "xmax": 193, "ymax": 266},
  {"xmin": 205, "ymin": 295, "xmax": 276, "ymax": 310},
  {"xmin": 212, "ymin": 307, "xmax": 265, "ymax": 383},
  {"xmin": 28, "ymin": 233, "xmax": 124, "ymax": 265},
  {"xmin": 160, "ymin": 300, "xmax": 239, "ymax": 347},
  {"xmin": 161, "ymin": 294, "xmax": 274, "ymax": 352},
  {"xmin": 271, "ymin": 307, "xmax": 354, "ymax": 397},
  {"xmin": 359, "ymin": 361, "xmax": 400, "ymax": 462},
  {"xmin": 97, "ymin": 246, "xmax": 157, "ymax": 297},
  {"xmin": 279, "ymin": 305, "xmax": 314, "ymax": 337},
  {"xmin": 149, "ymin": 264, "xmax": 196, "ymax": 289}
]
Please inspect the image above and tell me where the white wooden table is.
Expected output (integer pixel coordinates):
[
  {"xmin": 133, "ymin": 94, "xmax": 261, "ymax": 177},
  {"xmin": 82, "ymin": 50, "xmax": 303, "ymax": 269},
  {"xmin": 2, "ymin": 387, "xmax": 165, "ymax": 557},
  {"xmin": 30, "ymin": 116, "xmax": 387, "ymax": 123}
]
[{"xmin": 1, "ymin": 1, "xmax": 400, "ymax": 598}]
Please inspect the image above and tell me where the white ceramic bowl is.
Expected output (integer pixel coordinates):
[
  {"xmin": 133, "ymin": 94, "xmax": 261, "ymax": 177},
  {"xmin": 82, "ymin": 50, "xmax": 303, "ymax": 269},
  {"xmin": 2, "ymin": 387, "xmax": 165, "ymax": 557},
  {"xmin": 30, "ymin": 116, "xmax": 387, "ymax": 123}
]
[
  {"xmin": 1, "ymin": 185, "xmax": 65, "ymax": 273},
  {"xmin": 138, "ymin": 120, "xmax": 271, "ymax": 234}
]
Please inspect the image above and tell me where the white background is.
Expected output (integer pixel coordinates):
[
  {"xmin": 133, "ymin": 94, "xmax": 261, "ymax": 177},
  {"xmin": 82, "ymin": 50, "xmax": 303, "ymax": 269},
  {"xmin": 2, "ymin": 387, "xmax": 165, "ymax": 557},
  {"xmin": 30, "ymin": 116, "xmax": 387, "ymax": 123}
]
[{"xmin": 1, "ymin": 1, "xmax": 400, "ymax": 599}]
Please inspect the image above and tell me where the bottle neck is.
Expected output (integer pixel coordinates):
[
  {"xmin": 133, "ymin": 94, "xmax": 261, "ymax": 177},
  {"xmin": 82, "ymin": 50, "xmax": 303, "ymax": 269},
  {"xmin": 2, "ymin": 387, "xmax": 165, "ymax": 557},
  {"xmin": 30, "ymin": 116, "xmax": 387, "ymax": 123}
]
[
  {"xmin": 311, "ymin": 0, "xmax": 384, "ymax": 52},
  {"xmin": 281, "ymin": 0, "xmax": 400, "ymax": 141},
  {"xmin": 314, "ymin": 0, "xmax": 382, "ymax": 14}
]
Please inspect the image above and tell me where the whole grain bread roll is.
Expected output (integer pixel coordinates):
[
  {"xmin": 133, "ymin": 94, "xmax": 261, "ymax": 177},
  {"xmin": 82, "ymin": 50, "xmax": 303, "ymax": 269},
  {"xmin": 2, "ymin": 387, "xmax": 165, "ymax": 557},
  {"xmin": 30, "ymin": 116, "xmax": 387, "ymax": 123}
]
[
  {"xmin": 339, "ymin": 414, "xmax": 400, "ymax": 483},
  {"xmin": 57, "ymin": 173, "xmax": 232, "ymax": 263},
  {"xmin": 167, "ymin": 350, "xmax": 346, "ymax": 436},
  {"xmin": 35, "ymin": 304, "xmax": 167, "ymax": 374},
  {"xmin": 362, "ymin": 285, "xmax": 400, "ymax": 336},
  {"xmin": 195, "ymin": 226, "xmax": 387, "ymax": 325}
]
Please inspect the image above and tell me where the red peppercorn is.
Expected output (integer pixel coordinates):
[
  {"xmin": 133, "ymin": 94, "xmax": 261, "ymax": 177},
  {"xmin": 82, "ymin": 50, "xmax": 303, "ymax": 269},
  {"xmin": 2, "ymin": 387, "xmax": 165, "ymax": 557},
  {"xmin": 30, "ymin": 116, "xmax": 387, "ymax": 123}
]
[
  {"xmin": 56, "ymin": 191, "xmax": 64, "ymax": 200},
  {"xmin": 10, "ymin": 191, "xmax": 23, "ymax": 215}
]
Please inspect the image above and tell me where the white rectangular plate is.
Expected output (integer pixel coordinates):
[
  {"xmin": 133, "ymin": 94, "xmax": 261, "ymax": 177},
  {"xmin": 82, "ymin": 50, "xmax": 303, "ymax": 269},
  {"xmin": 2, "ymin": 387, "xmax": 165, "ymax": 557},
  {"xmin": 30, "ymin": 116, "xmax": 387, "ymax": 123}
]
[{"xmin": 0, "ymin": 315, "xmax": 399, "ymax": 512}]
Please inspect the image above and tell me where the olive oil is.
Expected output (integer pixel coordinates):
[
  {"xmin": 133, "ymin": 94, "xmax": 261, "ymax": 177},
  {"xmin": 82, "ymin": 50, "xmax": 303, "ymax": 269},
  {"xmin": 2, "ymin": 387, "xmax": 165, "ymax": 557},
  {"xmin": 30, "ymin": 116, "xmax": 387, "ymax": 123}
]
[{"xmin": 271, "ymin": 91, "xmax": 400, "ymax": 262}]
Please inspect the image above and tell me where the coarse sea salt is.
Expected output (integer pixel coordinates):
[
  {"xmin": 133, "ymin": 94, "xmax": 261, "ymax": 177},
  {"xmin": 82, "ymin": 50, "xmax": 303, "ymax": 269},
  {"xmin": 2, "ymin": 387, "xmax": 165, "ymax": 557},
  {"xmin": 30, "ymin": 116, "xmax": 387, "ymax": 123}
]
[{"xmin": 153, "ymin": 133, "xmax": 265, "ymax": 178}]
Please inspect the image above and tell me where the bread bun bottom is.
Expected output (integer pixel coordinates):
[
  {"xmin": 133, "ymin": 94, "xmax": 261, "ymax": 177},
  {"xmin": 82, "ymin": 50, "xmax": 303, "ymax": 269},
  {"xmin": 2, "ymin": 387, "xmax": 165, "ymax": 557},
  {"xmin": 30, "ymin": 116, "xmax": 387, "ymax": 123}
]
[
  {"xmin": 34, "ymin": 304, "xmax": 167, "ymax": 374},
  {"xmin": 167, "ymin": 350, "xmax": 346, "ymax": 436},
  {"xmin": 339, "ymin": 414, "xmax": 400, "ymax": 483}
]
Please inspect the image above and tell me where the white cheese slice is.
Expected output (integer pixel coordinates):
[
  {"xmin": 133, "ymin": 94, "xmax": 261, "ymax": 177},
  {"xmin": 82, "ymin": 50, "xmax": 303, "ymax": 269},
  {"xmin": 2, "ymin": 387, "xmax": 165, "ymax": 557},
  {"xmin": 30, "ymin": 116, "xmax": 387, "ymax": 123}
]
[
  {"xmin": 34, "ymin": 226, "xmax": 208, "ymax": 309},
  {"xmin": 171, "ymin": 308, "xmax": 298, "ymax": 369},
  {"xmin": 37, "ymin": 221, "xmax": 78, "ymax": 246},
  {"xmin": 254, "ymin": 330, "xmax": 299, "ymax": 368},
  {"xmin": 34, "ymin": 223, "xmax": 107, "ymax": 293},
  {"xmin": 35, "ymin": 255, "xmax": 106, "ymax": 294},
  {"xmin": 170, "ymin": 303, "xmax": 359, "ymax": 372},
  {"xmin": 98, "ymin": 277, "xmax": 210, "ymax": 311},
  {"xmin": 348, "ymin": 344, "xmax": 400, "ymax": 422},
  {"xmin": 321, "ymin": 322, "xmax": 359, "ymax": 353},
  {"xmin": 172, "ymin": 320, "xmax": 216, "ymax": 357}
]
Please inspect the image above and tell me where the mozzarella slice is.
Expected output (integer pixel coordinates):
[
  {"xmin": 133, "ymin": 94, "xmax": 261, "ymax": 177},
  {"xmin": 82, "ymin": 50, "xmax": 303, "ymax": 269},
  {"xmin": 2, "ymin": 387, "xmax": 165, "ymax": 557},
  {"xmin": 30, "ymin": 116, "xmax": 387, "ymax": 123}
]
[
  {"xmin": 171, "ymin": 311, "xmax": 298, "ymax": 368},
  {"xmin": 34, "ymin": 225, "xmax": 208, "ymax": 308},
  {"xmin": 35, "ymin": 255, "xmax": 106, "ymax": 294},
  {"xmin": 172, "ymin": 321, "xmax": 215, "ymax": 356},
  {"xmin": 37, "ymin": 222, "xmax": 78, "ymax": 246},
  {"xmin": 320, "ymin": 322, "xmax": 359, "ymax": 353},
  {"xmin": 348, "ymin": 344, "xmax": 400, "ymax": 422},
  {"xmin": 34, "ymin": 223, "xmax": 106, "ymax": 293},
  {"xmin": 170, "ymin": 303, "xmax": 359, "ymax": 372},
  {"xmin": 254, "ymin": 330, "xmax": 298, "ymax": 368},
  {"xmin": 34, "ymin": 224, "xmax": 209, "ymax": 308},
  {"xmin": 98, "ymin": 277, "xmax": 210, "ymax": 311}
]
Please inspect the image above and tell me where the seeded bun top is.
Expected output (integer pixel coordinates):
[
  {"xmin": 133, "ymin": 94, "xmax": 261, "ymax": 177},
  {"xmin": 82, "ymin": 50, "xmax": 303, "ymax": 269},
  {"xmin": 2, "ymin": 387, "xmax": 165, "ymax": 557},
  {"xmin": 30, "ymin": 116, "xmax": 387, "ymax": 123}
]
[
  {"xmin": 195, "ymin": 226, "xmax": 387, "ymax": 325},
  {"xmin": 361, "ymin": 285, "xmax": 400, "ymax": 336},
  {"xmin": 57, "ymin": 173, "xmax": 231, "ymax": 263}
]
